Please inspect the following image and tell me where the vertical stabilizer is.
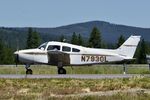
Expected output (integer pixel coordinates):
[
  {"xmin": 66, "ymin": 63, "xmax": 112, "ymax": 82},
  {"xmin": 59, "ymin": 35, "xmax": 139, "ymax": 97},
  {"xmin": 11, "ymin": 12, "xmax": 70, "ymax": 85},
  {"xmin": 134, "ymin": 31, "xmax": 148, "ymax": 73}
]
[{"xmin": 116, "ymin": 35, "xmax": 141, "ymax": 58}]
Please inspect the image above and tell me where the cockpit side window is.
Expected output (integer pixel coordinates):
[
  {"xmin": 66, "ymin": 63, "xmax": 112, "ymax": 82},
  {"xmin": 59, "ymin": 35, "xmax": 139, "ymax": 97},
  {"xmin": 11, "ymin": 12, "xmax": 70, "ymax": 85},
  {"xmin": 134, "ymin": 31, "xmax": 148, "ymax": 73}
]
[
  {"xmin": 47, "ymin": 45, "xmax": 60, "ymax": 51},
  {"xmin": 62, "ymin": 46, "xmax": 71, "ymax": 52},
  {"xmin": 72, "ymin": 48, "xmax": 80, "ymax": 52}
]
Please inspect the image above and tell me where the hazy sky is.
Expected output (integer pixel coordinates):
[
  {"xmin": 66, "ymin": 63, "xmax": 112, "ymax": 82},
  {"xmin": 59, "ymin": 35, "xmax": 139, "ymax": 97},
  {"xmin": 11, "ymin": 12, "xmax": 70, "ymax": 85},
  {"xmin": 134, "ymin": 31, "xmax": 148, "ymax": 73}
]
[{"xmin": 0, "ymin": 0, "xmax": 150, "ymax": 28}]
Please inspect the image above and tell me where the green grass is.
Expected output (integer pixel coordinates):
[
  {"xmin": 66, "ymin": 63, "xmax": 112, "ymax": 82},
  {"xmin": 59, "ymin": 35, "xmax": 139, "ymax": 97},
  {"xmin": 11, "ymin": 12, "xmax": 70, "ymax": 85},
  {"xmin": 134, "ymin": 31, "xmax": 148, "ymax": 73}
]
[
  {"xmin": 49, "ymin": 93, "xmax": 150, "ymax": 100},
  {"xmin": 0, "ymin": 65, "xmax": 150, "ymax": 99},
  {"xmin": 0, "ymin": 64, "xmax": 149, "ymax": 74},
  {"xmin": 0, "ymin": 77, "xmax": 150, "ymax": 99}
]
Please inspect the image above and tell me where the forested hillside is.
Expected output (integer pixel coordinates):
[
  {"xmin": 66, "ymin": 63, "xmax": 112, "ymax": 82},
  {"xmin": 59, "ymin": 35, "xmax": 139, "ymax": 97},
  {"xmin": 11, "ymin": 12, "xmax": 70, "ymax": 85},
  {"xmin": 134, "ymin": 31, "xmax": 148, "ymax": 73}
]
[{"xmin": 0, "ymin": 21, "xmax": 150, "ymax": 49}]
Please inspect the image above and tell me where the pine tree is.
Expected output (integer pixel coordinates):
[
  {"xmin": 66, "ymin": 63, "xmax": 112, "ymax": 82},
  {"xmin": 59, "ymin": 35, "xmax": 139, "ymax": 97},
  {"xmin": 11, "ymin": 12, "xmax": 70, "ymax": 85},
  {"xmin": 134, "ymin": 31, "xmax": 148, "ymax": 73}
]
[
  {"xmin": 88, "ymin": 27, "xmax": 101, "ymax": 48},
  {"xmin": 78, "ymin": 34, "xmax": 83, "ymax": 46},
  {"xmin": 137, "ymin": 39, "xmax": 147, "ymax": 64},
  {"xmin": 0, "ymin": 40, "xmax": 4, "ymax": 64},
  {"xmin": 27, "ymin": 28, "xmax": 33, "ymax": 48},
  {"xmin": 0, "ymin": 40, "xmax": 14, "ymax": 64},
  {"xmin": 71, "ymin": 32, "xmax": 78, "ymax": 45},
  {"xmin": 32, "ymin": 31, "xmax": 41, "ymax": 47},
  {"xmin": 26, "ymin": 28, "xmax": 41, "ymax": 48},
  {"xmin": 3, "ymin": 47, "xmax": 14, "ymax": 64},
  {"xmin": 59, "ymin": 34, "xmax": 65, "ymax": 42},
  {"xmin": 117, "ymin": 35, "xmax": 125, "ymax": 48},
  {"xmin": 89, "ymin": 27, "xmax": 101, "ymax": 48}
]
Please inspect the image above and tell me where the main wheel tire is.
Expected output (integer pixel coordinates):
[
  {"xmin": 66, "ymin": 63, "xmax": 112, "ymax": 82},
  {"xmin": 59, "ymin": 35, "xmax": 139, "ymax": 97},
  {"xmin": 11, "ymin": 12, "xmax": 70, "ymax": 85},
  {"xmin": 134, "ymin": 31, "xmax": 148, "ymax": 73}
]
[
  {"xmin": 58, "ymin": 68, "xmax": 66, "ymax": 74},
  {"xmin": 26, "ymin": 69, "xmax": 33, "ymax": 74}
]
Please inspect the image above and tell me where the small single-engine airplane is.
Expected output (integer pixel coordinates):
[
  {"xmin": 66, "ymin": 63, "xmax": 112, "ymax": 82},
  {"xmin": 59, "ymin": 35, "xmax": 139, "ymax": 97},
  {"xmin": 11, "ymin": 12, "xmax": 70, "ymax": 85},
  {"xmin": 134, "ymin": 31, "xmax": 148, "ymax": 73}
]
[{"xmin": 14, "ymin": 35, "xmax": 141, "ymax": 74}]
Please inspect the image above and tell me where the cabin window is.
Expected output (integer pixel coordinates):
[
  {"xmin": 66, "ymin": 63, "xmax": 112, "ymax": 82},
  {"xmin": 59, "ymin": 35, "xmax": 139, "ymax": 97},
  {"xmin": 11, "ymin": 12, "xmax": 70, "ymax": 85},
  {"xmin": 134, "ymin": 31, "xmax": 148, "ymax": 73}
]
[
  {"xmin": 62, "ymin": 46, "xmax": 71, "ymax": 52},
  {"xmin": 47, "ymin": 45, "xmax": 60, "ymax": 51},
  {"xmin": 72, "ymin": 48, "xmax": 80, "ymax": 52}
]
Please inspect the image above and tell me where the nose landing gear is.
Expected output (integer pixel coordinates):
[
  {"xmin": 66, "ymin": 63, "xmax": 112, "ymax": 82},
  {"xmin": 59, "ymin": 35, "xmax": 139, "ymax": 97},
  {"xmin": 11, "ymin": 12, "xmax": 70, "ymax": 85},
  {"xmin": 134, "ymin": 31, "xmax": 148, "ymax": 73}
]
[
  {"xmin": 26, "ymin": 69, "xmax": 33, "ymax": 74},
  {"xmin": 25, "ymin": 64, "xmax": 33, "ymax": 75}
]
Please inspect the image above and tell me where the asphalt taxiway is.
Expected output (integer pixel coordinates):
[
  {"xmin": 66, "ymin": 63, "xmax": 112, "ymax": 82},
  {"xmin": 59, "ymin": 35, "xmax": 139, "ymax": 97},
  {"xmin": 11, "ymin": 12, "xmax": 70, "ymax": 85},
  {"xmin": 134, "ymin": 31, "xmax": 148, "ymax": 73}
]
[{"xmin": 0, "ymin": 74, "xmax": 149, "ymax": 79}]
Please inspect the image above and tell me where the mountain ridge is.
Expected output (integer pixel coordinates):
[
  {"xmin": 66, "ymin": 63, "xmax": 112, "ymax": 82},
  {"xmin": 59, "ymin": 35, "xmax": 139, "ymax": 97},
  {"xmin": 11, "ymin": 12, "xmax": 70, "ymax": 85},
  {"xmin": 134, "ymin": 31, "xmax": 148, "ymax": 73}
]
[{"xmin": 0, "ymin": 20, "xmax": 150, "ymax": 49}]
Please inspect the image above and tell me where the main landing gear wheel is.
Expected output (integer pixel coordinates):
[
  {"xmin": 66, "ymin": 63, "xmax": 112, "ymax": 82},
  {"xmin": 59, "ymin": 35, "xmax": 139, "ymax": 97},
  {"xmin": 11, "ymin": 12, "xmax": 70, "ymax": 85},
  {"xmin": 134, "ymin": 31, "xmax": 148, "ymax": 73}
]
[
  {"xmin": 26, "ymin": 69, "xmax": 33, "ymax": 75},
  {"xmin": 58, "ymin": 68, "xmax": 66, "ymax": 74}
]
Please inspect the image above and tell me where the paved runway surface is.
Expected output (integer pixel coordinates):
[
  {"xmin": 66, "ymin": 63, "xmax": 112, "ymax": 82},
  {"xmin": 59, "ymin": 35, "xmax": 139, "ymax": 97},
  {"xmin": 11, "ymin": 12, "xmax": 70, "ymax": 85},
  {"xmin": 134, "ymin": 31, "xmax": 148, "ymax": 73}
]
[{"xmin": 0, "ymin": 74, "xmax": 149, "ymax": 79}]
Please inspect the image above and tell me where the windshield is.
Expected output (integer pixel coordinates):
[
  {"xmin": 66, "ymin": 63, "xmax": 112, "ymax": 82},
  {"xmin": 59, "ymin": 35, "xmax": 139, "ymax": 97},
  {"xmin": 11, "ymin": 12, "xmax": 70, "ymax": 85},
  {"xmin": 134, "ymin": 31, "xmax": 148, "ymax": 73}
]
[{"xmin": 38, "ymin": 42, "xmax": 48, "ymax": 50}]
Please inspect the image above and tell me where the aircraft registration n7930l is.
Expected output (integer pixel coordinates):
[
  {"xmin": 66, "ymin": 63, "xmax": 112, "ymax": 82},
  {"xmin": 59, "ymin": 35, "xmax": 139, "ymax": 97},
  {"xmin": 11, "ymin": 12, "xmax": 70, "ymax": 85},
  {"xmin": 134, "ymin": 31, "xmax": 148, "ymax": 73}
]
[{"xmin": 14, "ymin": 35, "xmax": 141, "ymax": 74}]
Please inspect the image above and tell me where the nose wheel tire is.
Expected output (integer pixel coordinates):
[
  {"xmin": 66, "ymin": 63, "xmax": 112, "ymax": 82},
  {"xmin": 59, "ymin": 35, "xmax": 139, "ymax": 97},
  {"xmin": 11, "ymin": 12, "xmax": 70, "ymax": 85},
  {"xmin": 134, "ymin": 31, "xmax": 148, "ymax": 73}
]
[
  {"xmin": 58, "ymin": 68, "xmax": 66, "ymax": 74},
  {"xmin": 26, "ymin": 69, "xmax": 33, "ymax": 75}
]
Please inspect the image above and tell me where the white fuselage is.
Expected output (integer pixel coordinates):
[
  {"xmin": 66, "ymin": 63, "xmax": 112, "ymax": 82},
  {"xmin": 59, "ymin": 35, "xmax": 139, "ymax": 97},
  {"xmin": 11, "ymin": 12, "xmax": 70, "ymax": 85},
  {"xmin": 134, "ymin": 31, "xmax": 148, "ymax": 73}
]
[{"xmin": 15, "ymin": 41, "xmax": 127, "ymax": 66}]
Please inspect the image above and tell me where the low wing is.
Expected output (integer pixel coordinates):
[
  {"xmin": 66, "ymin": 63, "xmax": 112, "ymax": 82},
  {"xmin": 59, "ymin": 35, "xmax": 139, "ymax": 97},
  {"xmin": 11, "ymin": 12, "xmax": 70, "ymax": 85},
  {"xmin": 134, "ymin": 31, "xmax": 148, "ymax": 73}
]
[{"xmin": 114, "ymin": 58, "xmax": 136, "ymax": 64}]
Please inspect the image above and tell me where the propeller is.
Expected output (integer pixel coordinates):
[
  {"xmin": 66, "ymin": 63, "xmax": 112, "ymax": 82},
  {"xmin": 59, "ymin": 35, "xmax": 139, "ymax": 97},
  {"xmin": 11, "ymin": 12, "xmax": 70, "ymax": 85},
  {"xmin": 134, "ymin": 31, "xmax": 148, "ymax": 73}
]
[
  {"xmin": 14, "ymin": 38, "xmax": 19, "ymax": 67},
  {"xmin": 15, "ymin": 53, "xmax": 19, "ymax": 67}
]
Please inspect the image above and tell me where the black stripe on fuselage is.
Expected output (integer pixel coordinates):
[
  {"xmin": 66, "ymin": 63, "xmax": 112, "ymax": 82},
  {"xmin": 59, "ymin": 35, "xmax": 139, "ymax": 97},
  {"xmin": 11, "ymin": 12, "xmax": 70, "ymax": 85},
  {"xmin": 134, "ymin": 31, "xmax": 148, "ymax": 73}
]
[
  {"xmin": 123, "ymin": 45, "xmax": 137, "ymax": 47},
  {"xmin": 24, "ymin": 52, "xmax": 47, "ymax": 55}
]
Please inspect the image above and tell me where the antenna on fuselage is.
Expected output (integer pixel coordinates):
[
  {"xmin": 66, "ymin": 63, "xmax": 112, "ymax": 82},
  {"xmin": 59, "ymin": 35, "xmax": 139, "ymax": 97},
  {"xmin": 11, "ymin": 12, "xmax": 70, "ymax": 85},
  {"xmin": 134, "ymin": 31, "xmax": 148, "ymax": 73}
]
[{"xmin": 63, "ymin": 39, "xmax": 66, "ymax": 42}]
